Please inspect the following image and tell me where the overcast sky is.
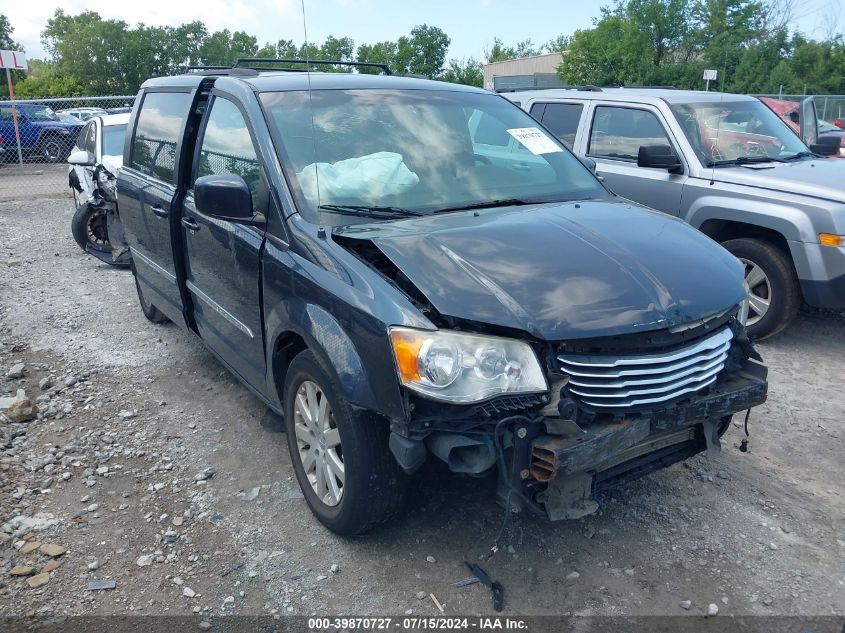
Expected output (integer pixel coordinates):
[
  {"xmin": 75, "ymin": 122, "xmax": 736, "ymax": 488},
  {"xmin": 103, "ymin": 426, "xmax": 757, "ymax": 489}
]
[{"xmin": 5, "ymin": 0, "xmax": 843, "ymax": 61}]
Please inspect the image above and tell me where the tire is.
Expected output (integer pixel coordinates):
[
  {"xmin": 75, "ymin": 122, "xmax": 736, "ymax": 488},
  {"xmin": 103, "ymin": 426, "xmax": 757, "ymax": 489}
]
[
  {"xmin": 722, "ymin": 237, "xmax": 800, "ymax": 340},
  {"xmin": 39, "ymin": 136, "xmax": 70, "ymax": 163},
  {"xmin": 71, "ymin": 206, "xmax": 111, "ymax": 254},
  {"xmin": 131, "ymin": 263, "xmax": 167, "ymax": 324},
  {"xmin": 284, "ymin": 350, "xmax": 406, "ymax": 535}
]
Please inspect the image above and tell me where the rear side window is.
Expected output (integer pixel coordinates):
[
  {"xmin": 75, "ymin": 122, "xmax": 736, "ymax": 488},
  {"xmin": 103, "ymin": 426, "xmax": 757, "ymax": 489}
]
[
  {"xmin": 536, "ymin": 103, "xmax": 584, "ymax": 149},
  {"xmin": 130, "ymin": 92, "xmax": 192, "ymax": 184},
  {"xmin": 589, "ymin": 106, "xmax": 671, "ymax": 161}
]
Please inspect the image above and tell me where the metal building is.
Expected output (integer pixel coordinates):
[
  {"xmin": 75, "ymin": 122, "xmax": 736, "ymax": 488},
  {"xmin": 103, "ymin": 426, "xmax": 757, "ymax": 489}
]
[{"xmin": 482, "ymin": 52, "xmax": 564, "ymax": 91}]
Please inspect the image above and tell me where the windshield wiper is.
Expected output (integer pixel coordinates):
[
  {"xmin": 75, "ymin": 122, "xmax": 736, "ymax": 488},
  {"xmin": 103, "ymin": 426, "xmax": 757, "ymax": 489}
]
[
  {"xmin": 317, "ymin": 204, "xmax": 422, "ymax": 219},
  {"xmin": 781, "ymin": 151, "xmax": 817, "ymax": 161},
  {"xmin": 431, "ymin": 198, "xmax": 543, "ymax": 215},
  {"xmin": 706, "ymin": 155, "xmax": 787, "ymax": 167}
]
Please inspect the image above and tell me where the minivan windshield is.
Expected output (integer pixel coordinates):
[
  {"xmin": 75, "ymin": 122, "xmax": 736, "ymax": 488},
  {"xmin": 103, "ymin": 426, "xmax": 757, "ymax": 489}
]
[
  {"xmin": 670, "ymin": 100, "xmax": 809, "ymax": 166},
  {"xmin": 102, "ymin": 124, "xmax": 127, "ymax": 156},
  {"xmin": 261, "ymin": 89, "xmax": 608, "ymax": 225}
]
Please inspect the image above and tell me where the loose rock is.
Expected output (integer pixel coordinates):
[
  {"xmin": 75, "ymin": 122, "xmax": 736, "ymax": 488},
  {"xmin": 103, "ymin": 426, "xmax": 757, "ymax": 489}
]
[
  {"xmin": 707, "ymin": 604, "xmax": 719, "ymax": 616},
  {"xmin": 27, "ymin": 573, "xmax": 50, "ymax": 588},
  {"xmin": 10, "ymin": 565, "xmax": 34, "ymax": 576},
  {"xmin": 40, "ymin": 543, "xmax": 66, "ymax": 557},
  {"xmin": 680, "ymin": 600, "xmax": 692, "ymax": 610}
]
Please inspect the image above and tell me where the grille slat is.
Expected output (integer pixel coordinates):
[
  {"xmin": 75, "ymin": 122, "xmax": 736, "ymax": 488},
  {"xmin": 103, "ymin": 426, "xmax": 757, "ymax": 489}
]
[{"xmin": 558, "ymin": 328, "xmax": 733, "ymax": 408}]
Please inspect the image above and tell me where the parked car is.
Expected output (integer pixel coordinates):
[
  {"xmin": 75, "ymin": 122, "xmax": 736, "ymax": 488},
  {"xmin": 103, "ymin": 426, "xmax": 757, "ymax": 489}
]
[
  {"xmin": 117, "ymin": 65, "xmax": 767, "ymax": 535},
  {"xmin": 760, "ymin": 97, "xmax": 845, "ymax": 157},
  {"xmin": 507, "ymin": 88, "xmax": 845, "ymax": 339},
  {"xmin": 67, "ymin": 113, "xmax": 131, "ymax": 266},
  {"xmin": 56, "ymin": 107, "xmax": 109, "ymax": 122},
  {"xmin": 0, "ymin": 103, "xmax": 82, "ymax": 162}
]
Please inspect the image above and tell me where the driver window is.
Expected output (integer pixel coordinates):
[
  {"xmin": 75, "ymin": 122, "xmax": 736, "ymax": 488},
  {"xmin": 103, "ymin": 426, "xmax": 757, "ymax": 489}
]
[
  {"xmin": 195, "ymin": 97, "xmax": 267, "ymax": 210},
  {"xmin": 589, "ymin": 106, "xmax": 672, "ymax": 161}
]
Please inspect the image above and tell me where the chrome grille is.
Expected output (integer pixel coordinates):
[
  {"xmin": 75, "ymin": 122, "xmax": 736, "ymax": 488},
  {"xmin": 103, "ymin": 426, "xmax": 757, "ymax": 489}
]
[{"xmin": 558, "ymin": 328, "xmax": 733, "ymax": 408}]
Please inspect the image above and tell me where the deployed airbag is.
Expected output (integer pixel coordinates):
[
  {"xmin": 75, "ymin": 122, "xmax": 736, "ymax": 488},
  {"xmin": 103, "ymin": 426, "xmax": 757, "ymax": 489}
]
[{"xmin": 297, "ymin": 151, "xmax": 419, "ymax": 206}]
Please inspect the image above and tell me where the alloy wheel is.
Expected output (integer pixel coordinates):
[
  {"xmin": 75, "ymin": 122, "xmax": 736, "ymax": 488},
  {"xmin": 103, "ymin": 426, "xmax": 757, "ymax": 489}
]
[
  {"xmin": 293, "ymin": 380, "xmax": 344, "ymax": 506},
  {"xmin": 42, "ymin": 139, "xmax": 62, "ymax": 162},
  {"xmin": 739, "ymin": 257, "xmax": 771, "ymax": 326}
]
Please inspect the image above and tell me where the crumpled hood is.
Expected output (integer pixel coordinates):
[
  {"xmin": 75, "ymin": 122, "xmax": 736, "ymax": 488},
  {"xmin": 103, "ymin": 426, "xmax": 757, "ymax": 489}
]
[
  {"xmin": 335, "ymin": 200, "xmax": 746, "ymax": 340},
  {"xmin": 714, "ymin": 158, "xmax": 845, "ymax": 203}
]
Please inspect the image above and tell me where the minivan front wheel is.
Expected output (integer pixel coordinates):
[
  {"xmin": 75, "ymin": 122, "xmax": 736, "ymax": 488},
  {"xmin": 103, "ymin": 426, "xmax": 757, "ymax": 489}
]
[
  {"xmin": 284, "ymin": 350, "xmax": 406, "ymax": 535},
  {"xmin": 722, "ymin": 238, "xmax": 800, "ymax": 340}
]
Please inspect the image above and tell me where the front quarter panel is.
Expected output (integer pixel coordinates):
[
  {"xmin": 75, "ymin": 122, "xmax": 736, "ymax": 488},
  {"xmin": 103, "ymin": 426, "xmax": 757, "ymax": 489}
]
[{"xmin": 262, "ymin": 221, "xmax": 435, "ymax": 421}]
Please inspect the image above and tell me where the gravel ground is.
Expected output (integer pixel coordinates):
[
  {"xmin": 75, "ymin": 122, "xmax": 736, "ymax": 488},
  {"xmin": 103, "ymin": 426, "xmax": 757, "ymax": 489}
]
[{"xmin": 1, "ymin": 197, "xmax": 844, "ymax": 618}]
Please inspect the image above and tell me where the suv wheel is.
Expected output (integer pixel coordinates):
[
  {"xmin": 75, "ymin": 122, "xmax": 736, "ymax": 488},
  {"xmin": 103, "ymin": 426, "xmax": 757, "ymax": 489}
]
[
  {"xmin": 284, "ymin": 350, "xmax": 406, "ymax": 535},
  {"xmin": 39, "ymin": 137, "xmax": 68, "ymax": 163},
  {"xmin": 722, "ymin": 238, "xmax": 800, "ymax": 339},
  {"xmin": 130, "ymin": 263, "xmax": 168, "ymax": 324}
]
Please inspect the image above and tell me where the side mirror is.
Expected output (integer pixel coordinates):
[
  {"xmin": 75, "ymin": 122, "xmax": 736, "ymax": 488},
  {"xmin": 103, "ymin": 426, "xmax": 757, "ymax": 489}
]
[
  {"xmin": 195, "ymin": 174, "xmax": 257, "ymax": 223},
  {"xmin": 68, "ymin": 149, "xmax": 95, "ymax": 166},
  {"xmin": 637, "ymin": 144, "xmax": 682, "ymax": 172},
  {"xmin": 799, "ymin": 96, "xmax": 818, "ymax": 146},
  {"xmin": 809, "ymin": 135, "xmax": 841, "ymax": 157},
  {"xmin": 577, "ymin": 155, "xmax": 597, "ymax": 174}
]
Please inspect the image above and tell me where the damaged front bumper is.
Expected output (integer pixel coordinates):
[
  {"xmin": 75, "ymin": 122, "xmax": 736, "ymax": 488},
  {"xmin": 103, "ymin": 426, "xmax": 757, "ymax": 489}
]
[{"xmin": 389, "ymin": 326, "xmax": 768, "ymax": 521}]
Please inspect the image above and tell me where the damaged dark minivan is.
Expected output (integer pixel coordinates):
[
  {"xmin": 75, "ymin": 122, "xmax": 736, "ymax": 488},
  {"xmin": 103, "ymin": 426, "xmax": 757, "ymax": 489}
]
[{"xmin": 117, "ymin": 61, "xmax": 768, "ymax": 535}]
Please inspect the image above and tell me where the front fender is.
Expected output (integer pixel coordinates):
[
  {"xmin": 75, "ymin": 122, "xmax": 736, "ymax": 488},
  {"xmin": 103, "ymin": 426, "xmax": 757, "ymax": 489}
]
[
  {"xmin": 685, "ymin": 194, "xmax": 812, "ymax": 242},
  {"xmin": 265, "ymin": 299, "xmax": 405, "ymax": 421}
]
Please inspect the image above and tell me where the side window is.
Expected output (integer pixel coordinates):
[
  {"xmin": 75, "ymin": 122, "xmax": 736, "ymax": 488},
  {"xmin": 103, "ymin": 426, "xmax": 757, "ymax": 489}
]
[
  {"xmin": 195, "ymin": 97, "xmax": 265, "ymax": 209},
  {"xmin": 0, "ymin": 107, "xmax": 15, "ymax": 122},
  {"xmin": 130, "ymin": 91, "xmax": 192, "ymax": 184},
  {"xmin": 538, "ymin": 103, "xmax": 584, "ymax": 149},
  {"xmin": 589, "ymin": 106, "xmax": 672, "ymax": 161}
]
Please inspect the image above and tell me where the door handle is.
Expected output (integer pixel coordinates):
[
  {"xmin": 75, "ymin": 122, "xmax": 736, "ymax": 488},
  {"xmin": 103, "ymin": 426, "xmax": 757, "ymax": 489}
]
[
  {"xmin": 181, "ymin": 217, "xmax": 200, "ymax": 233},
  {"xmin": 151, "ymin": 204, "xmax": 168, "ymax": 219}
]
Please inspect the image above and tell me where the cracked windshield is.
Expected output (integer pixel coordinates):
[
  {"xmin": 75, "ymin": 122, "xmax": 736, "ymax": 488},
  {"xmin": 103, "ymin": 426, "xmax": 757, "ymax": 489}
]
[{"xmin": 261, "ymin": 89, "xmax": 607, "ymax": 225}]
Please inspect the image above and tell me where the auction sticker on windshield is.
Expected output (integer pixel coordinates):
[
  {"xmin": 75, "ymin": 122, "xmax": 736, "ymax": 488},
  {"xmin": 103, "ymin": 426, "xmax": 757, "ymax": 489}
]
[{"xmin": 506, "ymin": 127, "xmax": 563, "ymax": 155}]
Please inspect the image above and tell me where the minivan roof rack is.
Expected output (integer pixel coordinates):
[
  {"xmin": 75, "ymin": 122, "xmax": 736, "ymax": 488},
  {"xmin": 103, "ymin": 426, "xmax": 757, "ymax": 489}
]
[{"xmin": 233, "ymin": 58, "xmax": 392, "ymax": 75}]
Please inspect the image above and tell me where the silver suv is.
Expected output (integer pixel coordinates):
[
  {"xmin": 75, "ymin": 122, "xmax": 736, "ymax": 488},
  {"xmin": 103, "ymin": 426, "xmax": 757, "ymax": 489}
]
[{"xmin": 505, "ymin": 88, "xmax": 845, "ymax": 338}]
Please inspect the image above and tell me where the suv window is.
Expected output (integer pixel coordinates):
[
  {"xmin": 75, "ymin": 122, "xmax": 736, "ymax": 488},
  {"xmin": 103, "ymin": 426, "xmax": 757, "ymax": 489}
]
[
  {"xmin": 589, "ymin": 106, "xmax": 671, "ymax": 161},
  {"xmin": 196, "ymin": 97, "xmax": 265, "ymax": 208},
  {"xmin": 533, "ymin": 103, "xmax": 583, "ymax": 149},
  {"xmin": 130, "ymin": 92, "xmax": 192, "ymax": 184},
  {"xmin": 470, "ymin": 111, "xmax": 511, "ymax": 147}
]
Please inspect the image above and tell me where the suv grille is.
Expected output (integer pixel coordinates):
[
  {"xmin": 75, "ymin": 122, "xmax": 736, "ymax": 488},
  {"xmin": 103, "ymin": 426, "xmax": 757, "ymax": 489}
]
[{"xmin": 558, "ymin": 327, "xmax": 733, "ymax": 408}]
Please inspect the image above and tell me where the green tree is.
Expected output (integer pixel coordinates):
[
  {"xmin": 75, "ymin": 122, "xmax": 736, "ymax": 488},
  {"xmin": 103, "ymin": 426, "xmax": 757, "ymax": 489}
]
[
  {"xmin": 441, "ymin": 57, "xmax": 484, "ymax": 86},
  {"xmin": 356, "ymin": 41, "xmax": 399, "ymax": 73},
  {"xmin": 0, "ymin": 14, "xmax": 25, "ymax": 97},
  {"xmin": 395, "ymin": 25, "xmax": 451, "ymax": 78},
  {"xmin": 484, "ymin": 37, "xmax": 542, "ymax": 63},
  {"xmin": 42, "ymin": 10, "xmax": 131, "ymax": 94}
]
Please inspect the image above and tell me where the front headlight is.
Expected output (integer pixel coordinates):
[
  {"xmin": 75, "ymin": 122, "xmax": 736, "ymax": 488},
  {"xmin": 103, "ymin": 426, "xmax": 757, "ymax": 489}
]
[
  {"xmin": 737, "ymin": 279, "xmax": 750, "ymax": 326},
  {"xmin": 388, "ymin": 327, "xmax": 548, "ymax": 403}
]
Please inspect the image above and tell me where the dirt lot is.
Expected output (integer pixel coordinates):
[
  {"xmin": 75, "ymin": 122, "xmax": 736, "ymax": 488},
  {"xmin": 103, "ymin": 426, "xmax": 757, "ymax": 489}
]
[{"xmin": 1, "ymin": 197, "xmax": 844, "ymax": 619}]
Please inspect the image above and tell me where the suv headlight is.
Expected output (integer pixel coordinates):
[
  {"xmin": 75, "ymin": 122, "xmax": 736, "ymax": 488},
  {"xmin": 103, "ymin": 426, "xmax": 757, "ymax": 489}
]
[{"xmin": 388, "ymin": 327, "xmax": 548, "ymax": 403}]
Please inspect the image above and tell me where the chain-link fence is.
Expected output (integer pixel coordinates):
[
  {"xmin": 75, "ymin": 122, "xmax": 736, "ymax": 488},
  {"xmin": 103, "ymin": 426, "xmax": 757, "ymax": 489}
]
[{"xmin": 0, "ymin": 96, "xmax": 135, "ymax": 202}]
